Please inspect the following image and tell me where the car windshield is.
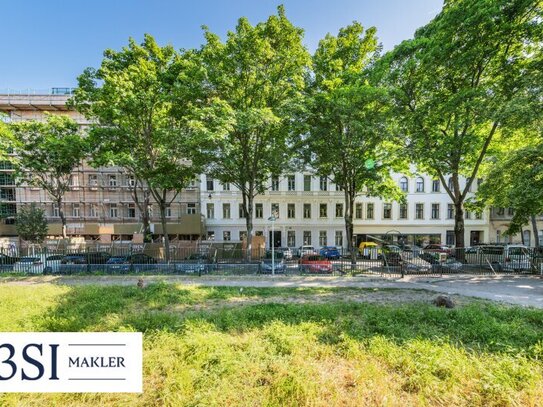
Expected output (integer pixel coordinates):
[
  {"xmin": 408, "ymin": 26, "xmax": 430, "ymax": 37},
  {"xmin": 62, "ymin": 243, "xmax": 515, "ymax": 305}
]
[
  {"xmin": 509, "ymin": 248, "xmax": 527, "ymax": 255},
  {"xmin": 307, "ymin": 255, "xmax": 325, "ymax": 261}
]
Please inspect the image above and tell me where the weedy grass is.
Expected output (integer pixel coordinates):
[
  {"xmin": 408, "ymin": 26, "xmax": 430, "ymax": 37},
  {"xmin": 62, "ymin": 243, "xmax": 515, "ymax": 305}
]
[{"xmin": 0, "ymin": 282, "xmax": 541, "ymax": 406}]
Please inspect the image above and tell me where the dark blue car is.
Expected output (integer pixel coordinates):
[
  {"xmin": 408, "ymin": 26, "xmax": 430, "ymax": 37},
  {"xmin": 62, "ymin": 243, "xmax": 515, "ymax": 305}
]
[{"xmin": 319, "ymin": 246, "xmax": 341, "ymax": 260}]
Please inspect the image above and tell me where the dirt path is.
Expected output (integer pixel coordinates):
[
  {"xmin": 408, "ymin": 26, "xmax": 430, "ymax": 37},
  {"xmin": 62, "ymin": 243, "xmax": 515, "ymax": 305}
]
[{"xmin": 1, "ymin": 274, "xmax": 541, "ymax": 308}]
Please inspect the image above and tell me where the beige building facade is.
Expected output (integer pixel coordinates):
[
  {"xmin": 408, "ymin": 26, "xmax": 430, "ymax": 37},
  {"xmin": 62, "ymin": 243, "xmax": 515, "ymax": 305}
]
[{"xmin": 0, "ymin": 90, "xmax": 206, "ymax": 243}]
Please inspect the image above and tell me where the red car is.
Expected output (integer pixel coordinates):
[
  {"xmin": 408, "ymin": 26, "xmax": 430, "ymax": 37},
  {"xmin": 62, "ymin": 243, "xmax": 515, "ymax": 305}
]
[
  {"xmin": 299, "ymin": 255, "xmax": 333, "ymax": 273},
  {"xmin": 423, "ymin": 244, "xmax": 452, "ymax": 255}
]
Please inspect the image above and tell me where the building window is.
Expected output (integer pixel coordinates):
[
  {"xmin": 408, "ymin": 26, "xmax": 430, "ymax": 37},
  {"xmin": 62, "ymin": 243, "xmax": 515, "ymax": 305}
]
[
  {"xmin": 496, "ymin": 230, "xmax": 501, "ymax": 243},
  {"xmin": 497, "ymin": 207, "xmax": 505, "ymax": 216},
  {"xmin": 448, "ymin": 177, "xmax": 454, "ymax": 191},
  {"xmin": 206, "ymin": 203, "xmax": 214, "ymax": 219},
  {"xmin": 166, "ymin": 205, "xmax": 172, "ymax": 218},
  {"xmin": 319, "ymin": 203, "xmax": 327, "ymax": 218},
  {"xmin": 287, "ymin": 203, "xmax": 295, "ymax": 219},
  {"xmin": 287, "ymin": 230, "xmax": 296, "ymax": 247},
  {"xmin": 239, "ymin": 204, "xmax": 245, "ymax": 218},
  {"xmin": 222, "ymin": 203, "xmax": 231, "ymax": 219},
  {"xmin": 271, "ymin": 176, "xmax": 279, "ymax": 191},
  {"xmin": 508, "ymin": 208, "xmax": 514, "ymax": 216},
  {"xmin": 447, "ymin": 204, "xmax": 454, "ymax": 219},
  {"xmin": 335, "ymin": 231, "xmax": 343, "ymax": 247},
  {"xmin": 53, "ymin": 205, "xmax": 59, "ymax": 217},
  {"xmin": 355, "ymin": 203, "xmax": 362, "ymax": 219},
  {"xmin": 335, "ymin": 203, "xmax": 343, "ymax": 218},
  {"xmin": 366, "ymin": 203, "xmax": 374, "ymax": 219},
  {"xmin": 399, "ymin": 177, "xmax": 408, "ymax": 192},
  {"xmin": 222, "ymin": 182, "xmax": 230, "ymax": 191},
  {"xmin": 128, "ymin": 204, "xmax": 136, "ymax": 218},
  {"xmin": 335, "ymin": 183, "xmax": 343, "ymax": 191},
  {"xmin": 88, "ymin": 174, "xmax": 98, "ymax": 187},
  {"xmin": 319, "ymin": 176, "xmax": 328, "ymax": 191},
  {"xmin": 255, "ymin": 231, "xmax": 264, "ymax": 237},
  {"xmin": 207, "ymin": 231, "xmax": 215, "ymax": 240},
  {"xmin": 399, "ymin": 203, "xmax": 407, "ymax": 219},
  {"xmin": 446, "ymin": 230, "xmax": 455, "ymax": 246},
  {"xmin": 303, "ymin": 204, "xmax": 311, "ymax": 219},
  {"xmin": 288, "ymin": 175, "xmax": 295, "ymax": 191},
  {"xmin": 127, "ymin": 175, "xmax": 135, "ymax": 187},
  {"xmin": 475, "ymin": 212, "xmax": 482, "ymax": 220},
  {"xmin": 271, "ymin": 203, "xmax": 279, "ymax": 218},
  {"xmin": 72, "ymin": 204, "xmax": 80, "ymax": 217},
  {"xmin": 319, "ymin": 231, "xmax": 327, "ymax": 247},
  {"xmin": 383, "ymin": 203, "xmax": 392, "ymax": 219},
  {"xmin": 223, "ymin": 231, "xmax": 231, "ymax": 241},
  {"xmin": 303, "ymin": 231, "xmax": 311, "ymax": 245},
  {"xmin": 206, "ymin": 176, "xmax": 214, "ymax": 191},
  {"xmin": 432, "ymin": 179, "xmax": 440, "ymax": 192},
  {"xmin": 416, "ymin": 177, "xmax": 424, "ymax": 192},
  {"xmin": 304, "ymin": 175, "xmax": 312, "ymax": 191},
  {"xmin": 70, "ymin": 175, "xmax": 79, "ymax": 187},
  {"xmin": 90, "ymin": 205, "xmax": 98, "ymax": 218},
  {"xmin": 255, "ymin": 203, "xmax": 263, "ymax": 219},
  {"xmin": 108, "ymin": 175, "xmax": 117, "ymax": 187},
  {"xmin": 187, "ymin": 203, "xmax": 196, "ymax": 214},
  {"xmin": 110, "ymin": 204, "xmax": 118, "ymax": 218},
  {"xmin": 415, "ymin": 203, "xmax": 424, "ymax": 219},
  {"xmin": 431, "ymin": 203, "xmax": 440, "ymax": 219},
  {"xmin": 465, "ymin": 211, "xmax": 471, "ymax": 219}
]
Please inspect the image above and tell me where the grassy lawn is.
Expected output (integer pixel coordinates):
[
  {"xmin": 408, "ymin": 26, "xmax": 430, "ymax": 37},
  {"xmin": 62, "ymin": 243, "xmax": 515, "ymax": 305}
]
[{"xmin": 0, "ymin": 282, "xmax": 542, "ymax": 406}]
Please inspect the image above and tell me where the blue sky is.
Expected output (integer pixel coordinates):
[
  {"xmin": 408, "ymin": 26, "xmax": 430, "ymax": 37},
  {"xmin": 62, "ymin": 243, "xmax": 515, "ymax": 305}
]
[{"xmin": 0, "ymin": 0, "xmax": 443, "ymax": 90}]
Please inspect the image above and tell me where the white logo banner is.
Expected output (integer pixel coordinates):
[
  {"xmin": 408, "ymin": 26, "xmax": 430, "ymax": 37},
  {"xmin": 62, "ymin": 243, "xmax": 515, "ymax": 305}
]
[{"xmin": 0, "ymin": 332, "xmax": 142, "ymax": 393}]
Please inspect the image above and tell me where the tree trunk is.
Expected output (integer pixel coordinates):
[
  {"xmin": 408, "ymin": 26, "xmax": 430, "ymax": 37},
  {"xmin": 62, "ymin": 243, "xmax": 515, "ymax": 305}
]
[
  {"xmin": 344, "ymin": 190, "xmax": 356, "ymax": 265},
  {"xmin": 159, "ymin": 204, "xmax": 170, "ymax": 262},
  {"xmin": 57, "ymin": 197, "xmax": 67, "ymax": 239},
  {"xmin": 520, "ymin": 228, "xmax": 525, "ymax": 245},
  {"xmin": 531, "ymin": 215, "xmax": 539, "ymax": 248},
  {"xmin": 454, "ymin": 201, "xmax": 465, "ymax": 248},
  {"xmin": 244, "ymin": 194, "xmax": 254, "ymax": 261},
  {"xmin": 141, "ymin": 193, "xmax": 152, "ymax": 243}
]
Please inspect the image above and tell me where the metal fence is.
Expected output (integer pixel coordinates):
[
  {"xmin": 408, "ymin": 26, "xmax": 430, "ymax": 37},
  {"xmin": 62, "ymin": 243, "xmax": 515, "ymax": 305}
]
[{"xmin": 0, "ymin": 245, "xmax": 540, "ymax": 277}]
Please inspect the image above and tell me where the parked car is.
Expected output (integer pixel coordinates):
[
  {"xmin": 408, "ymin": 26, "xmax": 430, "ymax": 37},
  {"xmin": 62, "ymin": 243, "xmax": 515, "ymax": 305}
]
[
  {"xmin": 59, "ymin": 252, "xmax": 111, "ymax": 273},
  {"xmin": 358, "ymin": 241, "xmax": 380, "ymax": 259},
  {"xmin": 423, "ymin": 244, "xmax": 452, "ymax": 255},
  {"xmin": 106, "ymin": 253, "xmax": 157, "ymax": 273},
  {"xmin": 0, "ymin": 253, "xmax": 19, "ymax": 271},
  {"xmin": 276, "ymin": 247, "xmax": 293, "ymax": 261},
  {"xmin": 401, "ymin": 245, "xmax": 423, "ymax": 258},
  {"xmin": 260, "ymin": 251, "xmax": 286, "ymax": 274},
  {"xmin": 299, "ymin": 255, "xmax": 333, "ymax": 273},
  {"xmin": 464, "ymin": 244, "xmax": 531, "ymax": 271},
  {"xmin": 419, "ymin": 252, "xmax": 463, "ymax": 273},
  {"xmin": 319, "ymin": 246, "xmax": 341, "ymax": 260},
  {"xmin": 381, "ymin": 251, "xmax": 403, "ymax": 266},
  {"xmin": 175, "ymin": 253, "xmax": 210, "ymax": 274},
  {"xmin": 297, "ymin": 245, "xmax": 317, "ymax": 258}
]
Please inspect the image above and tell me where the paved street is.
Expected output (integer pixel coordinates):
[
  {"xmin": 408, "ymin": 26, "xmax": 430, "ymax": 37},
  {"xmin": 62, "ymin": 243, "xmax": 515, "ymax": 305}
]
[{"xmin": 4, "ymin": 274, "xmax": 542, "ymax": 308}]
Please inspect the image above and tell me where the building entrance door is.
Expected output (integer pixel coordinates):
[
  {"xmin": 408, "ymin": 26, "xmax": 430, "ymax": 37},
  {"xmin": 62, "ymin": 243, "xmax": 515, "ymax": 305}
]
[{"xmin": 269, "ymin": 230, "xmax": 281, "ymax": 248}]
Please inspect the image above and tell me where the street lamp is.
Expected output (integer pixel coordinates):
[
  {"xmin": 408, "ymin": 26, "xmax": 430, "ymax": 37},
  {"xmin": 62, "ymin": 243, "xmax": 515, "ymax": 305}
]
[{"xmin": 268, "ymin": 215, "xmax": 276, "ymax": 275}]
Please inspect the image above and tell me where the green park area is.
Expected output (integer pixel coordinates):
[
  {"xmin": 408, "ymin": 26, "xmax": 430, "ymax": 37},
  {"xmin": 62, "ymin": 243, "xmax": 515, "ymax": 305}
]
[{"xmin": 0, "ymin": 282, "xmax": 541, "ymax": 406}]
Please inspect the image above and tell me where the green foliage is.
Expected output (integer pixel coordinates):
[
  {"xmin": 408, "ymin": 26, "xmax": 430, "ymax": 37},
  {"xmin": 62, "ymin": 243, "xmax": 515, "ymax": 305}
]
[
  {"xmin": 0, "ymin": 283, "xmax": 543, "ymax": 405},
  {"xmin": 199, "ymin": 6, "xmax": 311, "ymax": 247},
  {"xmin": 381, "ymin": 0, "xmax": 543, "ymax": 246},
  {"xmin": 15, "ymin": 203, "xmax": 48, "ymax": 243},
  {"xmin": 71, "ymin": 34, "xmax": 224, "ymax": 256},
  {"xmin": 478, "ymin": 139, "xmax": 543, "ymax": 235},
  {"xmin": 9, "ymin": 114, "xmax": 87, "ymax": 237},
  {"xmin": 304, "ymin": 22, "xmax": 404, "ymax": 253}
]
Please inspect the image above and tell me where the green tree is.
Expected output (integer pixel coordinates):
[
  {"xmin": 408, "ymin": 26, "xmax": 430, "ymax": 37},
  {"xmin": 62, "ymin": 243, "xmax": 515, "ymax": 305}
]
[
  {"xmin": 477, "ymin": 138, "xmax": 543, "ymax": 247},
  {"xmin": 16, "ymin": 203, "xmax": 48, "ymax": 244},
  {"xmin": 305, "ymin": 22, "xmax": 404, "ymax": 262},
  {"xmin": 200, "ymin": 6, "xmax": 311, "ymax": 257},
  {"xmin": 72, "ymin": 35, "xmax": 218, "ymax": 260},
  {"xmin": 381, "ymin": 0, "xmax": 542, "ymax": 247},
  {"xmin": 10, "ymin": 114, "xmax": 87, "ymax": 238}
]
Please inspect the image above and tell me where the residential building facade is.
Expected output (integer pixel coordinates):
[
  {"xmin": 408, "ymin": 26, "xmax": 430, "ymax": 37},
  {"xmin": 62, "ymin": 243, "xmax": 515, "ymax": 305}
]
[{"xmin": 0, "ymin": 90, "xmax": 206, "ymax": 243}]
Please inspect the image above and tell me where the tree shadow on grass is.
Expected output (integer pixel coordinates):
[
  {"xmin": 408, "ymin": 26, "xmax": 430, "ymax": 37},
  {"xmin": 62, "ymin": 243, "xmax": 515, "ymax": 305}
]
[{"xmin": 35, "ymin": 282, "xmax": 543, "ymax": 358}]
